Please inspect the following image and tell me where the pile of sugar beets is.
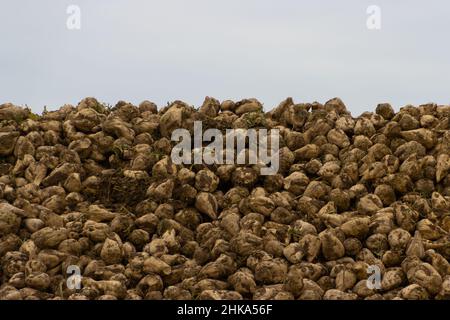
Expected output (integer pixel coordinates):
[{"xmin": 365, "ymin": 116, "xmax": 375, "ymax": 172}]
[{"xmin": 0, "ymin": 97, "xmax": 449, "ymax": 300}]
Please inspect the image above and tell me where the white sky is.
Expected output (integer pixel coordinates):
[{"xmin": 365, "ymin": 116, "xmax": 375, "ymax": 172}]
[{"xmin": 1, "ymin": 0, "xmax": 449, "ymax": 115}]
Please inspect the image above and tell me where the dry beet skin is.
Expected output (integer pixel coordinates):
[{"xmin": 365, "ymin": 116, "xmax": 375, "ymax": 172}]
[{"xmin": 0, "ymin": 97, "xmax": 449, "ymax": 300}]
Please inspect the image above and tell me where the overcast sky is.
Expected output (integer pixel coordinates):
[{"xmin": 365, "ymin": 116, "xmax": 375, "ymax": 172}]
[{"xmin": 1, "ymin": 0, "xmax": 449, "ymax": 115}]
